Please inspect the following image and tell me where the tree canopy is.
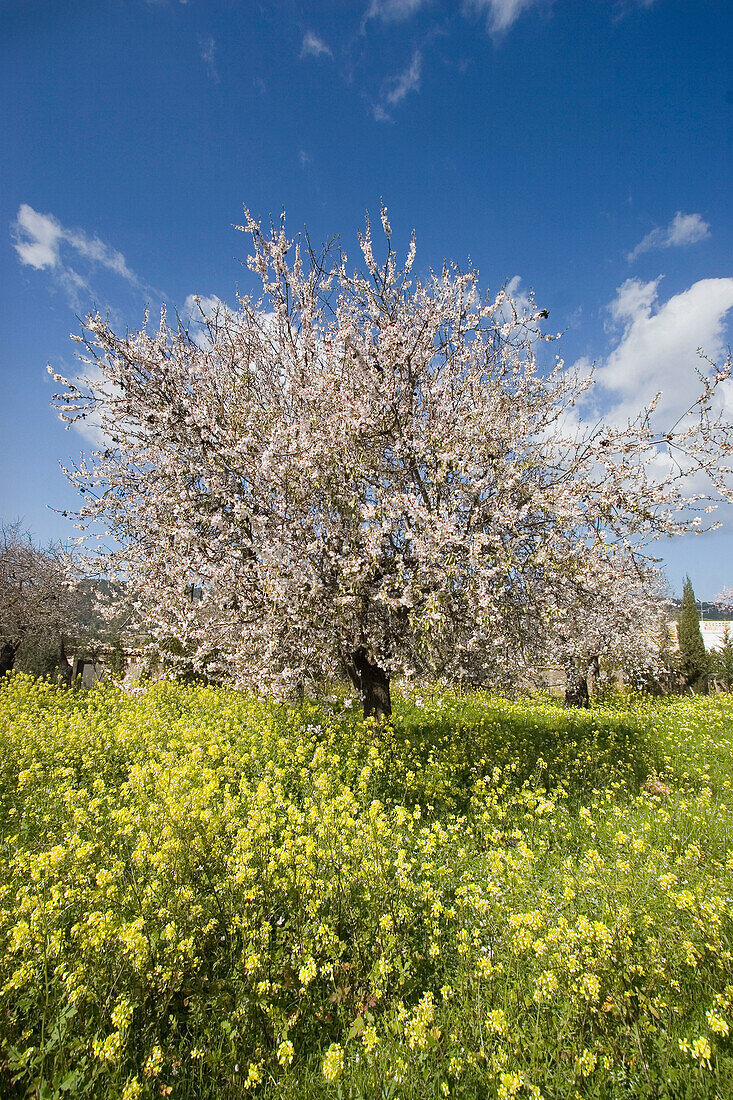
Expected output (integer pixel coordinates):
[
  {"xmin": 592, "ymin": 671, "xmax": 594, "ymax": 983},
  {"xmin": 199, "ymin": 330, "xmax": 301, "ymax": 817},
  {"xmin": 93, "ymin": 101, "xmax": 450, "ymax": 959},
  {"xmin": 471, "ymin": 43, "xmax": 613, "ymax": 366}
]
[
  {"xmin": 51, "ymin": 210, "xmax": 733, "ymax": 713},
  {"xmin": 0, "ymin": 522, "xmax": 80, "ymax": 679}
]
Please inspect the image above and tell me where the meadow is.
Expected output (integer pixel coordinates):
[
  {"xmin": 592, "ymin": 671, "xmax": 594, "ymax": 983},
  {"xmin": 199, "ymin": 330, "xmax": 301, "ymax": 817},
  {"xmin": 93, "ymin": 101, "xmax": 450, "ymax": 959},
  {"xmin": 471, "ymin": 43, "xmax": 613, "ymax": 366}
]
[{"xmin": 1, "ymin": 675, "xmax": 732, "ymax": 1099}]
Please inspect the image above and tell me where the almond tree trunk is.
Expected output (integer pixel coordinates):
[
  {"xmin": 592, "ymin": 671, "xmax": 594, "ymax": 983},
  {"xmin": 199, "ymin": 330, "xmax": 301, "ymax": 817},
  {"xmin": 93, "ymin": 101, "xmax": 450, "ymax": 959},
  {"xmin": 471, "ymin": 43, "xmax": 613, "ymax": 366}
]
[
  {"xmin": 564, "ymin": 659, "xmax": 591, "ymax": 708},
  {"xmin": 0, "ymin": 642, "xmax": 18, "ymax": 679},
  {"xmin": 58, "ymin": 636, "xmax": 72, "ymax": 687},
  {"xmin": 345, "ymin": 647, "xmax": 392, "ymax": 720}
]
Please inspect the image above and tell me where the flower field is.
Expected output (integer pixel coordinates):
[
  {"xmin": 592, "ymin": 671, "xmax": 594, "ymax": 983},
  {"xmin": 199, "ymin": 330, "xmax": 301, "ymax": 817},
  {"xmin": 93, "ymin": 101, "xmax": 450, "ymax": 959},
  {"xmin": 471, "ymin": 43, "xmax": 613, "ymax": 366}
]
[{"xmin": 1, "ymin": 677, "xmax": 733, "ymax": 1098}]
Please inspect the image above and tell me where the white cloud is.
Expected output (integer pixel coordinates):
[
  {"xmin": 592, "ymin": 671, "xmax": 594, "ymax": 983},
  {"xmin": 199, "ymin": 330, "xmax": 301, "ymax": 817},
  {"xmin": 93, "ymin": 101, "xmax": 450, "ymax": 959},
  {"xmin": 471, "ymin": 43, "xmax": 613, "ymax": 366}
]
[
  {"xmin": 12, "ymin": 204, "xmax": 64, "ymax": 270},
  {"xmin": 504, "ymin": 274, "xmax": 531, "ymax": 314},
  {"xmin": 387, "ymin": 49, "xmax": 422, "ymax": 104},
  {"xmin": 466, "ymin": 0, "xmax": 544, "ymax": 34},
  {"xmin": 199, "ymin": 35, "xmax": 219, "ymax": 81},
  {"xmin": 593, "ymin": 276, "xmax": 733, "ymax": 424},
  {"xmin": 183, "ymin": 293, "xmax": 227, "ymax": 319},
  {"xmin": 607, "ymin": 275, "xmax": 662, "ymax": 326},
  {"xmin": 12, "ymin": 203, "xmax": 146, "ymax": 306},
  {"xmin": 57, "ymin": 269, "xmax": 93, "ymax": 311},
  {"xmin": 628, "ymin": 211, "xmax": 710, "ymax": 263},
  {"xmin": 373, "ymin": 49, "xmax": 422, "ymax": 120},
  {"xmin": 667, "ymin": 211, "xmax": 710, "ymax": 247},
  {"xmin": 365, "ymin": 0, "xmax": 430, "ymax": 20},
  {"xmin": 67, "ymin": 231, "xmax": 138, "ymax": 282},
  {"xmin": 301, "ymin": 31, "xmax": 333, "ymax": 59},
  {"xmin": 365, "ymin": 0, "xmax": 548, "ymax": 31},
  {"xmin": 366, "ymin": 0, "xmax": 656, "ymax": 34}
]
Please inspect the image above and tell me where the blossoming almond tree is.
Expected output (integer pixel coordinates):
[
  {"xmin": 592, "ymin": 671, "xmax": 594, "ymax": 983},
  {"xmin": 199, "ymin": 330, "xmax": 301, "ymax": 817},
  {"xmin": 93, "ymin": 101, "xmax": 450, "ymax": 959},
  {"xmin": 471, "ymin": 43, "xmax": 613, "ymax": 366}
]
[
  {"xmin": 715, "ymin": 586, "xmax": 733, "ymax": 609},
  {"xmin": 543, "ymin": 553, "xmax": 669, "ymax": 705},
  {"xmin": 51, "ymin": 210, "xmax": 733, "ymax": 715},
  {"xmin": 0, "ymin": 522, "xmax": 80, "ymax": 680}
]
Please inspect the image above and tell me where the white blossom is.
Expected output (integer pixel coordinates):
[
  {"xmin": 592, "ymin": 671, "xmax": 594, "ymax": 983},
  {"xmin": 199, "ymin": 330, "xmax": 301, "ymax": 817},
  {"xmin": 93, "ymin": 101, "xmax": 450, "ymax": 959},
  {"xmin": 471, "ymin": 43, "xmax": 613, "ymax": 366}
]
[{"xmin": 50, "ymin": 210, "xmax": 733, "ymax": 709}]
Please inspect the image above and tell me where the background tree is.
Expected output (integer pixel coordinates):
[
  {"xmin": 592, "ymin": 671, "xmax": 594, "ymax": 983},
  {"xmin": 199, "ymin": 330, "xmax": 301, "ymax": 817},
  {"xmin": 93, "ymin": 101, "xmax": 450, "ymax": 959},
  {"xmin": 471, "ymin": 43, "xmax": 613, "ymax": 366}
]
[
  {"xmin": 677, "ymin": 576, "xmax": 709, "ymax": 693},
  {"xmin": 716, "ymin": 586, "xmax": 733, "ymax": 608},
  {"xmin": 710, "ymin": 586, "xmax": 733, "ymax": 692},
  {"xmin": 74, "ymin": 577, "xmax": 133, "ymax": 673},
  {"xmin": 546, "ymin": 557, "xmax": 668, "ymax": 707},
  {"xmin": 0, "ymin": 522, "xmax": 80, "ymax": 680},
  {"xmin": 649, "ymin": 616, "xmax": 678, "ymax": 696},
  {"xmin": 51, "ymin": 209, "xmax": 733, "ymax": 715}
]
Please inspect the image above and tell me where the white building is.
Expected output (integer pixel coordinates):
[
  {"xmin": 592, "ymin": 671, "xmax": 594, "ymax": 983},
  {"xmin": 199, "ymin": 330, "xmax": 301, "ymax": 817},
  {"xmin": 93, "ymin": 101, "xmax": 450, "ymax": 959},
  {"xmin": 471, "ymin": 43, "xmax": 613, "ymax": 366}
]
[{"xmin": 698, "ymin": 620, "xmax": 733, "ymax": 652}]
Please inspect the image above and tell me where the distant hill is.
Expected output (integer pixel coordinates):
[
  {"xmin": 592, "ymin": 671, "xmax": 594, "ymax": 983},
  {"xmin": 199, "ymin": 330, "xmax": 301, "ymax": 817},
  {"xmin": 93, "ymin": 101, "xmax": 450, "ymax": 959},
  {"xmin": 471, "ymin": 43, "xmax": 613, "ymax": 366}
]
[{"xmin": 666, "ymin": 598, "xmax": 730, "ymax": 621}]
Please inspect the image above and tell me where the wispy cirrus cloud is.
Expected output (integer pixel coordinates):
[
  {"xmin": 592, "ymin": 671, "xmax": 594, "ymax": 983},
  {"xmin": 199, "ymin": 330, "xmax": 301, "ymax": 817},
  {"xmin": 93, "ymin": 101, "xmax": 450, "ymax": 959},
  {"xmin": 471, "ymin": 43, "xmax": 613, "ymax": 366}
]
[
  {"xmin": 12, "ymin": 203, "xmax": 152, "ymax": 308},
  {"xmin": 365, "ymin": 0, "xmax": 431, "ymax": 21},
  {"xmin": 627, "ymin": 211, "xmax": 711, "ymax": 263},
  {"xmin": 366, "ymin": 0, "xmax": 544, "ymax": 33},
  {"xmin": 386, "ymin": 49, "xmax": 422, "ymax": 103},
  {"xmin": 374, "ymin": 49, "xmax": 422, "ymax": 120},
  {"xmin": 199, "ymin": 35, "xmax": 219, "ymax": 81},
  {"xmin": 366, "ymin": 0, "xmax": 659, "ymax": 34},
  {"xmin": 301, "ymin": 31, "xmax": 333, "ymax": 59},
  {"xmin": 467, "ymin": 0, "xmax": 546, "ymax": 34},
  {"xmin": 363, "ymin": 0, "xmax": 658, "ymax": 124}
]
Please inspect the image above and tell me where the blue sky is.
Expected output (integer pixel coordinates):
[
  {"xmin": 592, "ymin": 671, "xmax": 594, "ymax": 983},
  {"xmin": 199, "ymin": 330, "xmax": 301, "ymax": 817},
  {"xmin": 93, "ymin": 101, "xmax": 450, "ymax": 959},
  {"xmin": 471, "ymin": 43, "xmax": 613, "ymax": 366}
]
[{"xmin": 1, "ymin": 0, "xmax": 731, "ymax": 598}]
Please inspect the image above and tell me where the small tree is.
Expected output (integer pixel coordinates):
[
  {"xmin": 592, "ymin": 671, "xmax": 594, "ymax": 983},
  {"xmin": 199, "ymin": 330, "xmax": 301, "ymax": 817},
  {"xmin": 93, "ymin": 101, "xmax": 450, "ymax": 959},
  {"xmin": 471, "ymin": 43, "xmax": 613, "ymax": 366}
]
[
  {"xmin": 650, "ymin": 617, "xmax": 678, "ymax": 695},
  {"xmin": 716, "ymin": 586, "xmax": 733, "ymax": 608},
  {"xmin": 546, "ymin": 555, "xmax": 667, "ymax": 707},
  {"xmin": 677, "ymin": 576, "xmax": 708, "ymax": 693},
  {"xmin": 0, "ymin": 522, "xmax": 80, "ymax": 680},
  {"xmin": 51, "ymin": 209, "xmax": 733, "ymax": 716}
]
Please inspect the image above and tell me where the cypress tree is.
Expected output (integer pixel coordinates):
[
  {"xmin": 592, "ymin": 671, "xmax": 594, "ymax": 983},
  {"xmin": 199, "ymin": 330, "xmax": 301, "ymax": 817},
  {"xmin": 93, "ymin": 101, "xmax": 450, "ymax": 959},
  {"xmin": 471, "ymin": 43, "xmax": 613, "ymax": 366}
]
[{"xmin": 678, "ymin": 577, "xmax": 708, "ymax": 693}]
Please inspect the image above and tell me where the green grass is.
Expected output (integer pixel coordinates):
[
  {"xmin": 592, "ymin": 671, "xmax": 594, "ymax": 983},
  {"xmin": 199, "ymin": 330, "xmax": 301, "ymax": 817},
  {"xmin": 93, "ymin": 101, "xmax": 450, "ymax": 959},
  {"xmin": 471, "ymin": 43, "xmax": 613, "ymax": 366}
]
[{"xmin": 1, "ymin": 675, "xmax": 733, "ymax": 1098}]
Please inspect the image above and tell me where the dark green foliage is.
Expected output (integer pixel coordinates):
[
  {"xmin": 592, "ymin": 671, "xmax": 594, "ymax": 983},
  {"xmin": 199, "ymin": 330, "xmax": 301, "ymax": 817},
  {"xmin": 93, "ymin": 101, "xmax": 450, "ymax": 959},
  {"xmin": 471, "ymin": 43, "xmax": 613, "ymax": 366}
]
[
  {"xmin": 15, "ymin": 633, "xmax": 70, "ymax": 683},
  {"xmin": 678, "ymin": 577, "xmax": 709, "ymax": 693},
  {"xmin": 647, "ymin": 620, "xmax": 677, "ymax": 695},
  {"xmin": 107, "ymin": 639, "xmax": 126, "ymax": 680}
]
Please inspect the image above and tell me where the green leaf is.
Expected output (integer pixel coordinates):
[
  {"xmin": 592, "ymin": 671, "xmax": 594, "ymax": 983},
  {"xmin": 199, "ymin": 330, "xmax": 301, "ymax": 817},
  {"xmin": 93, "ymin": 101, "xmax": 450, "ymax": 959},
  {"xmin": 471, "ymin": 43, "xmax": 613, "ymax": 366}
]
[
  {"xmin": 347, "ymin": 1015, "xmax": 365, "ymax": 1040},
  {"xmin": 58, "ymin": 1069, "xmax": 81, "ymax": 1092}
]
